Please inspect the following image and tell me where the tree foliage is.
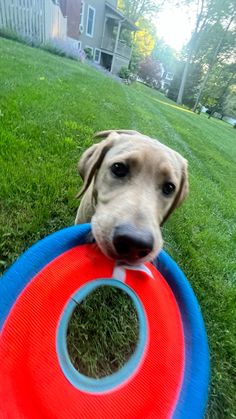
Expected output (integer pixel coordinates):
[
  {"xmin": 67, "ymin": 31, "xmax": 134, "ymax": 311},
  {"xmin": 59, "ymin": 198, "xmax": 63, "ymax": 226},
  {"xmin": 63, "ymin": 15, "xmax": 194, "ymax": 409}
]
[
  {"xmin": 118, "ymin": 0, "xmax": 161, "ymax": 72},
  {"xmin": 176, "ymin": 0, "xmax": 236, "ymax": 110},
  {"xmin": 138, "ymin": 56, "xmax": 162, "ymax": 88},
  {"xmin": 117, "ymin": 0, "xmax": 162, "ymax": 23},
  {"xmin": 168, "ymin": 61, "xmax": 202, "ymax": 108},
  {"xmin": 134, "ymin": 17, "xmax": 156, "ymax": 57},
  {"xmin": 223, "ymin": 85, "xmax": 236, "ymax": 118},
  {"xmin": 152, "ymin": 39, "xmax": 177, "ymax": 72},
  {"xmin": 202, "ymin": 62, "xmax": 236, "ymax": 107},
  {"xmin": 192, "ymin": 14, "xmax": 236, "ymax": 111}
]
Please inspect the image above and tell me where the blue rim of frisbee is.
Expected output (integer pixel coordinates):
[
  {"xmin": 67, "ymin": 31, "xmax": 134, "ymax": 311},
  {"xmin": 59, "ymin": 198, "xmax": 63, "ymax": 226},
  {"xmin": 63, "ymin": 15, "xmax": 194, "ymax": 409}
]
[
  {"xmin": 56, "ymin": 279, "xmax": 147, "ymax": 393},
  {"xmin": 0, "ymin": 224, "xmax": 210, "ymax": 418}
]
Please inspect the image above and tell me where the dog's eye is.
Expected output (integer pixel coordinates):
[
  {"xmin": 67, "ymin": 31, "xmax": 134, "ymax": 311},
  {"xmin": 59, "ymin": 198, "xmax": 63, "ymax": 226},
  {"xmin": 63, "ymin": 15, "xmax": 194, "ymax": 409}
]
[
  {"xmin": 162, "ymin": 182, "xmax": 176, "ymax": 196},
  {"xmin": 111, "ymin": 162, "xmax": 129, "ymax": 177}
]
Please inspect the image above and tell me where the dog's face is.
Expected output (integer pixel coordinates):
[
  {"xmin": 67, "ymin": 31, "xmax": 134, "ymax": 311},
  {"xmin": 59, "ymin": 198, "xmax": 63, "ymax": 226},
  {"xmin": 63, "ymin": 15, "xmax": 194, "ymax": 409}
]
[{"xmin": 76, "ymin": 130, "xmax": 188, "ymax": 265}]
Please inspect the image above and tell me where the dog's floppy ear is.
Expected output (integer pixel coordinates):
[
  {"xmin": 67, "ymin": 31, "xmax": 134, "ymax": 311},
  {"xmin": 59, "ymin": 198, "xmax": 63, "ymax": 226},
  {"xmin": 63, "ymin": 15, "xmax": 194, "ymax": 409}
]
[
  {"xmin": 161, "ymin": 159, "xmax": 189, "ymax": 225},
  {"xmin": 77, "ymin": 135, "xmax": 117, "ymax": 198},
  {"xmin": 94, "ymin": 129, "xmax": 140, "ymax": 139}
]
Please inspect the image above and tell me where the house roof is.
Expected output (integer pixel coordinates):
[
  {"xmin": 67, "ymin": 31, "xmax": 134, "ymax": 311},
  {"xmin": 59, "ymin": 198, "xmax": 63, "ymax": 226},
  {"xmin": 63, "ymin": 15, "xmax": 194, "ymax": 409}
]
[{"xmin": 105, "ymin": 2, "xmax": 138, "ymax": 31}]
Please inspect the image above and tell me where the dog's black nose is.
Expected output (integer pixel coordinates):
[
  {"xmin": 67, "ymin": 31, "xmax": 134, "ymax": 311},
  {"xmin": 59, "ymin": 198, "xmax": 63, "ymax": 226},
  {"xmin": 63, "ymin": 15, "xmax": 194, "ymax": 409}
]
[{"xmin": 113, "ymin": 224, "xmax": 154, "ymax": 261}]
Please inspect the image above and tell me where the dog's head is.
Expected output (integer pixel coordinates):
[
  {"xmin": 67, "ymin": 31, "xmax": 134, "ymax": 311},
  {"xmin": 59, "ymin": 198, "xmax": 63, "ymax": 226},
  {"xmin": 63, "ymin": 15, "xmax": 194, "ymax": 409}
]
[{"xmin": 77, "ymin": 130, "xmax": 188, "ymax": 264}]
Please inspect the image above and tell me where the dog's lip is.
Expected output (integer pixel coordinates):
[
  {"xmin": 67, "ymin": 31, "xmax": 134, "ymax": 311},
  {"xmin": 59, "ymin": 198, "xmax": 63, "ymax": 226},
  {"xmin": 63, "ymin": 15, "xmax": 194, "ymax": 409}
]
[
  {"xmin": 90, "ymin": 229, "xmax": 154, "ymax": 265},
  {"xmin": 105, "ymin": 246, "xmax": 152, "ymax": 265}
]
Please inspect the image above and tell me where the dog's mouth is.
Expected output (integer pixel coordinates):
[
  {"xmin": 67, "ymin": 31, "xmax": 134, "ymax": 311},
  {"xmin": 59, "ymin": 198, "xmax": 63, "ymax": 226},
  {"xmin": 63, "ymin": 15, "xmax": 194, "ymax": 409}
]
[
  {"xmin": 110, "ymin": 246, "xmax": 153, "ymax": 265},
  {"xmin": 104, "ymin": 247, "xmax": 153, "ymax": 265},
  {"xmin": 91, "ymin": 221, "xmax": 158, "ymax": 265},
  {"xmin": 91, "ymin": 237, "xmax": 154, "ymax": 265}
]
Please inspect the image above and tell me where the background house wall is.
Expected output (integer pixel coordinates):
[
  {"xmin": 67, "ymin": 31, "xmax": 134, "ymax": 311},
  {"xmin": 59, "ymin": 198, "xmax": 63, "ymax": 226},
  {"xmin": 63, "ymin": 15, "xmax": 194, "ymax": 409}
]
[
  {"xmin": 59, "ymin": 0, "xmax": 68, "ymax": 17},
  {"xmin": 78, "ymin": 0, "xmax": 106, "ymax": 54},
  {"xmin": 107, "ymin": 0, "xmax": 117, "ymax": 6},
  {"xmin": 63, "ymin": 0, "xmax": 81, "ymax": 40},
  {"xmin": 112, "ymin": 55, "xmax": 129, "ymax": 74},
  {"xmin": 76, "ymin": 0, "xmax": 134, "ymax": 71}
]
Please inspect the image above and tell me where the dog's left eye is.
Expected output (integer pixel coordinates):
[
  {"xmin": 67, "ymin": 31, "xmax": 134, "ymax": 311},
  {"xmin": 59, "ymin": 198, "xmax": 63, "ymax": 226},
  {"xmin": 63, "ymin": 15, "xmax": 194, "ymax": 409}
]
[
  {"xmin": 162, "ymin": 182, "xmax": 176, "ymax": 196},
  {"xmin": 111, "ymin": 162, "xmax": 129, "ymax": 177}
]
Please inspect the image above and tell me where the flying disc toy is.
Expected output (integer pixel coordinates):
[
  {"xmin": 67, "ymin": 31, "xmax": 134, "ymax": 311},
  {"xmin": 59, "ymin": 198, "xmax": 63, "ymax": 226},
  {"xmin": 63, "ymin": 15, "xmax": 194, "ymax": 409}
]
[{"xmin": 0, "ymin": 224, "xmax": 210, "ymax": 419}]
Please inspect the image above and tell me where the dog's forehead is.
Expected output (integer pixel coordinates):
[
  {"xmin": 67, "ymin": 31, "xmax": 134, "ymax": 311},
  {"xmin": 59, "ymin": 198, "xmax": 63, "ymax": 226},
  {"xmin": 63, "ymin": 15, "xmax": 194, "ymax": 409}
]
[{"xmin": 106, "ymin": 134, "xmax": 181, "ymax": 166}]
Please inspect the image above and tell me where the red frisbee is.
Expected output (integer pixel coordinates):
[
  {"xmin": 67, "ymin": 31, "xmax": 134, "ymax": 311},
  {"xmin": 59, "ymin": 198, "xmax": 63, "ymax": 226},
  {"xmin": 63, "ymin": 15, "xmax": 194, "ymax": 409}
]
[{"xmin": 0, "ymin": 224, "xmax": 210, "ymax": 419}]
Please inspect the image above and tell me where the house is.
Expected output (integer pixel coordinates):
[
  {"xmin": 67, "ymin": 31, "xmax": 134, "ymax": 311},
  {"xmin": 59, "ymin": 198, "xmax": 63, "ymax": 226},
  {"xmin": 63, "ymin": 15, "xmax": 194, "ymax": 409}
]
[
  {"xmin": 0, "ymin": 0, "xmax": 67, "ymax": 44},
  {"xmin": 161, "ymin": 70, "xmax": 174, "ymax": 91},
  {"xmin": 0, "ymin": 0, "xmax": 137, "ymax": 74},
  {"xmin": 62, "ymin": 0, "xmax": 138, "ymax": 74}
]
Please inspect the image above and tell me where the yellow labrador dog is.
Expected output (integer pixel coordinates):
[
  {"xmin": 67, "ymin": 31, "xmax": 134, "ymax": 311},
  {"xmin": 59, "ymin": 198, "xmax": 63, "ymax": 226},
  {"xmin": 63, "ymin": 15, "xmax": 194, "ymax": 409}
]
[{"xmin": 75, "ymin": 130, "xmax": 188, "ymax": 265}]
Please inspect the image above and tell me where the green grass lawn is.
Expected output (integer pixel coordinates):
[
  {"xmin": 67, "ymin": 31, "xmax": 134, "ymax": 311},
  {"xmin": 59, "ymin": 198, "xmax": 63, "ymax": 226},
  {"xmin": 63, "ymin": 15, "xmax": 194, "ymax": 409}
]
[{"xmin": 0, "ymin": 37, "xmax": 235, "ymax": 418}]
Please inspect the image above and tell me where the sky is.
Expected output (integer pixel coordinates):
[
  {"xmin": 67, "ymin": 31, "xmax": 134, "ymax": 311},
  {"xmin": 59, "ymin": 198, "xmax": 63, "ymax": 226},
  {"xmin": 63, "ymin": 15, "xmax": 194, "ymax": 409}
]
[{"xmin": 155, "ymin": 5, "xmax": 196, "ymax": 51}]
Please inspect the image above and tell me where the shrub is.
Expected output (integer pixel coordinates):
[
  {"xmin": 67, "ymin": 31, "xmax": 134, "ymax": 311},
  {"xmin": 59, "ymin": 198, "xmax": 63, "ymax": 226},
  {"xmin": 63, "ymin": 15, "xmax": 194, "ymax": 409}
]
[
  {"xmin": 84, "ymin": 47, "xmax": 93, "ymax": 60},
  {"xmin": 118, "ymin": 67, "xmax": 137, "ymax": 85},
  {"xmin": 118, "ymin": 66, "xmax": 131, "ymax": 80},
  {"xmin": 43, "ymin": 38, "xmax": 85, "ymax": 61},
  {"xmin": 0, "ymin": 27, "xmax": 39, "ymax": 47},
  {"xmin": 0, "ymin": 28, "xmax": 84, "ymax": 61}
]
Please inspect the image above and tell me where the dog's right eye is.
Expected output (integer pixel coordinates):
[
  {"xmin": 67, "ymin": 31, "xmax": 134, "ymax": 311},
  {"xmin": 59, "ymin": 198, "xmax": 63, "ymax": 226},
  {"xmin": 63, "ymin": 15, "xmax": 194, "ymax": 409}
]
[{"xmin": 111, "ymin": 162, "xmax": 129, "ymax": 177}]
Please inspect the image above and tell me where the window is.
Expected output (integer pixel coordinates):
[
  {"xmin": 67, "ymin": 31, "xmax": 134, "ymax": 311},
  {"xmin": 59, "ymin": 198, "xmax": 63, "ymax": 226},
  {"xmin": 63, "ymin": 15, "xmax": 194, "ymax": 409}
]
[
  {"xmin": 78, "ymin": 41, "xmax": 82, "ymax": 50},
  {"xmin": 94, "ymin": 48, "xmax": 101, "ymax": 63},
  {"xmin": 86, "ymin": 6, "xmax": 95, "ymax": 37},
  {"xmin": 79, "ymin": 1, "xmax": 84, "ymax": 32},
  {"xmin": 166, "ymin": 72, "xmax": 173, "ymax": 81}
]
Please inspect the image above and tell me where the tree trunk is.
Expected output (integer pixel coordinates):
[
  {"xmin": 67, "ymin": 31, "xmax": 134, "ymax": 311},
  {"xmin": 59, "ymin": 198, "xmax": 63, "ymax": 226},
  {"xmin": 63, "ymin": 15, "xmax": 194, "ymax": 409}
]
[
  {"xmin": 177, "ymin": 55, "xmax": 191, "ymax": 104},
  {"xmin": 177, "ymin": 0, "xmax": 205, "ymax": 105},
  {"xmin": 192, "ymin": 68, "xmax": 211, "ymax": 112},
  {"xmin": 192, "ymin": 15, "xmax": 235, "ymax": 112}
]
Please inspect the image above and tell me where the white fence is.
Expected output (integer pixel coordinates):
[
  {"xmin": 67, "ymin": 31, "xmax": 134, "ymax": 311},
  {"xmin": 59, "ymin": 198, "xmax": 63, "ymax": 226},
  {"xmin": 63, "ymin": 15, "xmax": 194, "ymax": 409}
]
[{"xmin": 0, "ymin": 0, "xmax": 67, "ymax": 44}]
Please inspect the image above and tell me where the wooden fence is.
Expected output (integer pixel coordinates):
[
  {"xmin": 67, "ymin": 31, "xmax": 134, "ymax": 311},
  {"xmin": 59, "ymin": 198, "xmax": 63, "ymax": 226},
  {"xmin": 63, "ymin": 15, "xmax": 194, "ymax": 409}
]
[{"xmin": 0, "ymin": 0, "xmax": 67, "ymax": 43}]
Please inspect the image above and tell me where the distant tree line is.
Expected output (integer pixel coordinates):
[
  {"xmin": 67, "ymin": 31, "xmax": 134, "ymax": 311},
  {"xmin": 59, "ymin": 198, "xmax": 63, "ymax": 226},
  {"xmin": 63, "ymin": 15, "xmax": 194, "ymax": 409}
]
[{"xmin": 118, "ymin": 0, "xmax": 236, "ymax": 121}]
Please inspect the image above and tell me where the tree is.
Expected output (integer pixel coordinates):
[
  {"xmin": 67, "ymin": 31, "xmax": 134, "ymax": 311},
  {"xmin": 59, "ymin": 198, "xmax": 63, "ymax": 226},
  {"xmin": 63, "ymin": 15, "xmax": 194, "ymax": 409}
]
[
  {"xmin": 202, "ymin": 63, "xmax": 236, "ymax": 109},
  {"xmin": 152, "ymin": 39, "xmax": 177, "ymax": 72},
  {"xmin": 176, "ymin": 0, "xmax": 236, "ymax": 106},
  {"xmin": 128, "ymin": 18, "xmax": 157, "ymax": 73},
  {"xmin": 138, "ymin": 56, "xmax": 162, "ymax": 87},
  {"xmin": 177, "ymin": 0, "xmax": 206, "ymax": 105},
  {"xmin": 223, "ymin": 85, "xmax": 236, "ymax": 118},
  {"xmin": 134, "ymin": 17, "xmax": 156, "ymax": 57},
  {"xmin": 118, "ymin": 0, "xmax": 164, "ymax": 73},
  {"xmin": 192, "ymin": 14, "xmax": 236, "ymax": 111},
  {"xmin": 168, "ymin": 61, "xmax": 202, "ymax": 108},
  {"xmin": 118, "ymin": 0, "xmax": 163, "ymax": 23}
]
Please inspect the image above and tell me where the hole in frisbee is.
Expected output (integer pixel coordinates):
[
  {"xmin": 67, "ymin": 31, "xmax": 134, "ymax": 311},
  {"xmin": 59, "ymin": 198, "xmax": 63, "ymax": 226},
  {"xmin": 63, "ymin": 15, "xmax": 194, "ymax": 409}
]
[{"xmin": 66, "ymin": 286, "xmax": 139, "ymax": 378}]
